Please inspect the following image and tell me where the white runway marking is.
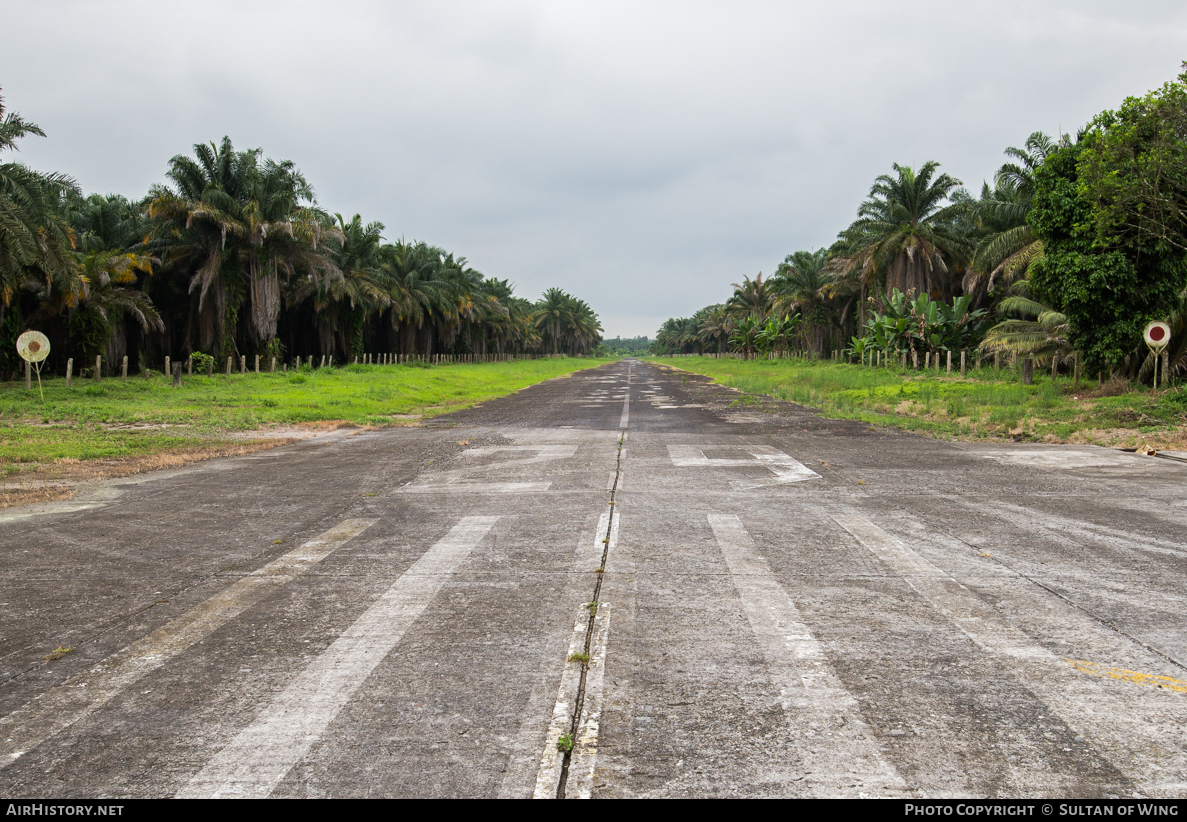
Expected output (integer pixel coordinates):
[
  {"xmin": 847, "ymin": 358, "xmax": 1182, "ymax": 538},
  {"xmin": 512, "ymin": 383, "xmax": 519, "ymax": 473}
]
[
  {"xmin": 833, "ymin": 514, "xmax": 1052, "ymax": 660},
  {"xmin": 708, "ymin": 515, "xmax": 906, "ymax": 797},
  {"xmin": 0, "ymin": 519, "xmax": 376, "ymax": 768},
  {"xmin": 399, "ymin": 445, "xmax": 578, "ymax": 493},
  {"xmin": 619, "ymin": 363, "xmax": 632, "ymax": 429},
  {"xmin": 178, "ymin": 516, "xmax": 499, "ymax": 799},
  {"xmin": 566, "ymin": 604, "xmax": 611, "ymax": 800},
  {"xmin": 533, "ymin": 610, "xmax": 590, "ymax": 799},
  {"xmin": 585, "ymin": 512, "xmax": 619, "ymax": 559},
  {"xmin": 834, "ymin": 511, "xmax": 1187, "ymax": 796},
  {"xmin": 669, "ymin": 445, "xmax": 820, "ymax": 489}
]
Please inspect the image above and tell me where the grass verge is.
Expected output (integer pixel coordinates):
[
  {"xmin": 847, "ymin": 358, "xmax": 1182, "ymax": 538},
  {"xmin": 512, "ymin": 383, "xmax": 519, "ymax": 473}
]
[
  {"xmin": 648, "ymin": 356, "xmax": 1187, "ymax": 448},
  {"xmin": 0, "ymin": 357, "xmax": 607, "ymax": 504}
]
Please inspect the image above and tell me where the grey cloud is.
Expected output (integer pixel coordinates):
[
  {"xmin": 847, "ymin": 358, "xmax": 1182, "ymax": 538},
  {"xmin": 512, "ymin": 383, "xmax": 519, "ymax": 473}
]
[{"xmin": 4, "ymin": 0, "xmax": 1187, "ymax": 336}]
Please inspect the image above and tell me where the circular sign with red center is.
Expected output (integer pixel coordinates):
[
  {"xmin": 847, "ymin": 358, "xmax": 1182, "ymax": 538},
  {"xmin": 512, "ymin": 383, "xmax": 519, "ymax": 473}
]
[
  {"xmin": 16, "ymin": 330, "xmax": 51, "ymax": 363},
  {"xmin": 1144, "ymin": 321, "xmax": 1172, "ymax": 350}
]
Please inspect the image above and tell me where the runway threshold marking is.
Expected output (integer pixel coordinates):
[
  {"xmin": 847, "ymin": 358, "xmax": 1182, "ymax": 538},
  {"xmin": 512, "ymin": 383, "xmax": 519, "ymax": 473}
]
[
  {"xmin": 1066, "ymin": 660, "xmax": 1187, "ymax": 693},
  {"xmin": 0, "ymin": 518, "xmax": 376, "ymax": 768},
  {"xmin": 708, "ymin": 515, "xmax": 906, "ymax": 796},
  {"xmin": 178, "ymin": 516, "xmax": 499, "ymax": 799}
]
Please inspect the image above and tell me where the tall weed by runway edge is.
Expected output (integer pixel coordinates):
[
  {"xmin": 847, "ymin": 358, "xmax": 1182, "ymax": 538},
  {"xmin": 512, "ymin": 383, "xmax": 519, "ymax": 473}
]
[{"xmin": 645, "ymin": 356, "xmax": 1187, "ymax": 449}]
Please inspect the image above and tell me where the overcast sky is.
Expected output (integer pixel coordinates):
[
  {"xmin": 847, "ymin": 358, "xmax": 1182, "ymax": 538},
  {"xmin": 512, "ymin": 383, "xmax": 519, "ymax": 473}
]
[{"xmin": 4, "ymin": 1, "xmax": 1187, "ymax": 337}]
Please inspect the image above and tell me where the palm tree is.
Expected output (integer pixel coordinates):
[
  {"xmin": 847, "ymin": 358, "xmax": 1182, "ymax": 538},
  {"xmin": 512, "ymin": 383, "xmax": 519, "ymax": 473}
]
[
  {"xmin": 535, "ymin": 287, "xmax": 571, "ymax": 355},
  {"xmin": 696, "ymin": 304, "xmax": 731, "ymax": 353},
  {"xmin": 965, "ymin": 132, "xmax": 1057, "ymax": 297},
  {"xmin": 726, "ymin": 273, "xmax": 772, "ymax": 319},
  {"xmin": 0, "ymin": 92, "xmax": 77, "ymax": 353},
  {"xmin": 289, "ymin": 214, "xmax": 389, "ymax": 360},
  {"xmin": 147, "ymin": 137, "xmax": 339, "ymax": 357},
  {"xmin": 978, "ymin": 279, "xmax": 1069, "ymax": 364},
  {"xmin": 833, "ymin": 162, "xmax": 971, "ymax": 309},
  {"xmin": 772, "ymin": 248, "xmax": 832, "ymax": 355}
]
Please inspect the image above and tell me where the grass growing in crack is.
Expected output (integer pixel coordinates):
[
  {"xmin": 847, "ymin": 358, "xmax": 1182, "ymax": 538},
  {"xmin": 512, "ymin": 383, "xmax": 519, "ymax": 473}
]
[
  {"xmin": 586, "ymin": 602, "xmax": 599, "ymax": 615},
  {"xmin": 556, "ymin": 733, "xmax": 575, "ymax": 753},
  {"xmin": 568, "ymin": 652, "xmax": 591, "ymax": 664},
  {"xmin": 44, "ymin": 645, "xmax": 72, "ymax": 661}
]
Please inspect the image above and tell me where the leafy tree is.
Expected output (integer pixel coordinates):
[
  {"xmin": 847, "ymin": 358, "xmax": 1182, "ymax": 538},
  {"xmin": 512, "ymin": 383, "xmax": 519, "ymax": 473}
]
[{"xmin": 1030, "ymin": 70, "xmax": 1187, "ymax": 375}]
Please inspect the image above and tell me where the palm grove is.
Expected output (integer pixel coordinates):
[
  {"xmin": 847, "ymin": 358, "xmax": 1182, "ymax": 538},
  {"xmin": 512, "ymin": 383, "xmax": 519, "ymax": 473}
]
[
  {"xmin": 0, "ymin": 100, "xmax": 603, "ymax": 379},
  {"xmin": 654, "ymin": 65, "xmax": 1187, "ymax": 384}
]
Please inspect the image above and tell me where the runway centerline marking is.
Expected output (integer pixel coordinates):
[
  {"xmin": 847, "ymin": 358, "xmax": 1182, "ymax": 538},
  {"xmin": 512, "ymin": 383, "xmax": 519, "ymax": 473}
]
[
  {"xmin": 708, "ymin": 514, "xmax": 906, "ymax": 797},
  {"xmin": 533, "ymin": 610, "xmax": 590, "ymax": 799},
  {"xmin": 565, "ymin": 604, "xmax": 611, "ymax": 799},
  {"xmin": 0, "ymin": 518, "xmax": 376, "ymax": 768},
  {"xmin": 178, "ymin": 516, "xmax": 499, "ymax": 799}
]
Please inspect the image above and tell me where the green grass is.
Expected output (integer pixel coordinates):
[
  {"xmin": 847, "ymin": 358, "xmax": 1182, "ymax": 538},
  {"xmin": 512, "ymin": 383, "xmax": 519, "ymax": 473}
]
[
  {"xmin": 648, "ymin": 356, "xmax": 1187, "ymax": 447},
  {"xmin": 0, "ymin": 358, "xmax": 608, "ymax": 466}
]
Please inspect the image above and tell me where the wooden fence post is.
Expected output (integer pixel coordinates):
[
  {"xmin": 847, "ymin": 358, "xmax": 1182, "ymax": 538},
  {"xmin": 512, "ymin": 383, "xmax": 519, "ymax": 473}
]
[
  {"xmin": 994, "ymin": 351, "xmax": 1000, "ymax": 374},
  {"xmin": 187, "ymin": 356, "xmax": 193, "ymax": 376},
  {"xmin": 255, "ymin": 355, "xmax": 260, "ymax": 374},
  {"xmin": 206, "ymin": 358, "xmax": 213, "ymax": 377},
  {"xmin": 1021, "ymin": 358, "xmax": 1034, "ymax": 385},
  {"xmin": 1051, "ymin": 353, "xmax": 1059, "ymax": 381},
  {"xmin": 95, "ymin": 355, "xmax": 102, "ymax": 382},
  {"xmin": 65, "ymin": 358, "xmax": 73, "ymax": 388},
  {"xmin": 122, "ymin": 355, "xmax": 128, "ymax": 382},
  {"xmin": 1073, "ymin": 353, "xmax": 1080, "ymax": 389},
  {"xmin": 271, "ymin": 357, "xmax": 276, "ymax": 373},
  {"xmin": 240, "ymin": 355, "xmax": 246, "ymax": 374},
  {"xmin": 24, "ymin": 358, "xmax": 30, "ymax": 390},
  {"xmin": 946, "ymin": 350, "xmax": 952, "ymax": 375},
  {"xmin": 172, "ymin": 362, "xmax": 182, "ymax": 389},
  {"xmin": 960, "ymin": 350, "xmax": 966, "ymax": 378},
  {"xmin": 1163, "ymin": 350, "xmax": 1170, "ymax": 387},
  {"xmin": 164, "ymin": 356, "xmax": 170, "ymax": 377},
  {"xmin": 226, "ymin": 356, "xmax": 232, "ymax": 376}
]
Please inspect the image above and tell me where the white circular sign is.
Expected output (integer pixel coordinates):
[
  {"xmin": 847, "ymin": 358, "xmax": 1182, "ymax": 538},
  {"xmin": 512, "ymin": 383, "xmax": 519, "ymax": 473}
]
[
  {"xmin": 1144, "ymin": 321, "xmax": 1172, "ymax": 350},
  {"xmin": 16, "ymin": 331, "xmax": 50, "ymax": 363}
]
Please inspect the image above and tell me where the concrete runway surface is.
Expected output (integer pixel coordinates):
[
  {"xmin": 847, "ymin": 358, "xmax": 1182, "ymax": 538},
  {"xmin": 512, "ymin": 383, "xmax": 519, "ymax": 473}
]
[{"xmin": 1, "ymin": 358, "xmax": 1186, "ymax": 798}]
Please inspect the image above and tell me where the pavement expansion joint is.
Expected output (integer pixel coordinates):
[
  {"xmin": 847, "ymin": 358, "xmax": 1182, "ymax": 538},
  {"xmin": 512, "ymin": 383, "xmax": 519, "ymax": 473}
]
[{"xmin": 549, "ymin": 361, "xmax": 630, "ymax": 799}]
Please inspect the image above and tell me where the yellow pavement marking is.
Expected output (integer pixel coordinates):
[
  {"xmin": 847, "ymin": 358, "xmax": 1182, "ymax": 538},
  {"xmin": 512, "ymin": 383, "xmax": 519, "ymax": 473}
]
[{"xmin": 1065, "ymin": 659, "xmax": 1187, "ymax": 693}]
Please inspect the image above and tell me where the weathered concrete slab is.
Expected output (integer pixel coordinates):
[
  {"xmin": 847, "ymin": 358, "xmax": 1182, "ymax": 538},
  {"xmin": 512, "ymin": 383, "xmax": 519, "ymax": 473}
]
[{"xmin": 1, "ymin": 359, "xmax": 1185, "ymax": 797}]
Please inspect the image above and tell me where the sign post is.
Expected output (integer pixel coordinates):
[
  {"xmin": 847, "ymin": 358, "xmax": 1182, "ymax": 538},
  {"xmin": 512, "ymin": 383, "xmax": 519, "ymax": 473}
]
[
  {"xmin": 16, "ymin": 330, "xmax": 51, "ymax": 402},
  {"xmin": 1144, "ymin": 321, "xmax": 1172, "ymax": 391}
]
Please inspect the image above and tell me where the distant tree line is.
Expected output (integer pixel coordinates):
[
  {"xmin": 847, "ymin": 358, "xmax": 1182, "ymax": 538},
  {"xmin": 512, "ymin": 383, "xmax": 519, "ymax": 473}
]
[
  {"xmin": 0, "ymin": 106, "xmax": 602, "ymax": 378},
  {"xmin": 600, "ymin": 336, "xmax": 651, "ymax": 355},
  {"xmin": 654, "ymin": 64, "xmax": 1187, "ymax": 382}
]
